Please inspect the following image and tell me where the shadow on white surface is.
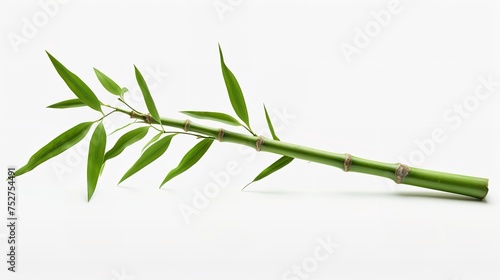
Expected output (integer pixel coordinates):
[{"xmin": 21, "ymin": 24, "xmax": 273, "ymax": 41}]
[{"xmin": 245, "ymin": 188, "xmax": 487, "ymax": 202}]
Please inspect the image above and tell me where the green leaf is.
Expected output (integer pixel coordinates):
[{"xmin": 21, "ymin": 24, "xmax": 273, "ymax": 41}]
[
  {"xmin": 263, "ymin": 104, "xmax": 280, "ymax": 141},
  {"xmin": 180, "ymin": 111, "xmax": 241, "ymax": 126},
  {"xmin": 142, "ymin": 131, "xmax": 162, "ymax": 152},
  {"xmin": 119, "ymin": 134, "xmax": 174, "ymax": 184},
  {"xmin": 46, "ymin": 51, "xmax": 102, "ymax": 113},
  {"xmin": 134, "ymin": 65, "xmax": 160, "ymax": 123},
  {"xmin": 104, "ymin": 126, "xmax": 149, "ymax": 161},
  {"xmin": 16, "ymin": 122, "xmax": 94, "ymax": 177},
  {"xmin": 242, "ymin": 156, "xmax": 294, "ymax": 190},
  {"xmin": 160, "ymin": 138, "xmax": 213, "ymax": 188},
  {"xmin": 218, "ymin": 44, "xmax": 250, "ymax": 128},
  {"xmin": 94, "ymin": 68, "xmax": 121, "ymax": 95},
  {"xmin": 87, "ymin": 122, "xmax": 106, "ymax": 201},
  {"xmin": 47, "ymin": 98, "xmax": 86, "ymax": 109}
]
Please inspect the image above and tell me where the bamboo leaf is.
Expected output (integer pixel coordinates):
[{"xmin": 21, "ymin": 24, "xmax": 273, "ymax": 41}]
[
  {"xmin": 180, "ymin": 111, "xmax": 241, "ymax": 126},
  {"xmin": 142, "ymin": 131, "xmax": 162, "ymax": 152},
  {"xmin": 16, "ymin": 122, "xmax": 94, "ymax": 177},
  {"xmin": 47, "ymin": 98, "xmax": 86, "ymax": 109},
  {"xmin": 87, "ymin": 122, "xmax": 106, "ymax": 201},
  {"xmin": 263, "ymin": 104, "xmax": 280, "ymax": 141},
  {"xmin": 119, "ymin": 134, "xmax": 174, "ymax": 184},
  {"xmin": 243, "ymin": 156, "xmax": 294, "ymax": 190},
  {"xmin": 93, "ymin": 68, "xmax": 122, "ymax": 95},
  {"xmin": 218, "ymin": 44, "xmax": 250, "ymax": 128},
  {"xmin": 134, "ymin": 65, "xmax": 160, "ymax": 123},
  {"xmin": 160, "ymin": 138, "xmax": 213, "ymax": 188},
  {"xmin": 46, "ymin": 51, "xmax": 102, "ymax": 113},
  {"xmin": 104, "ymin": 126, "xmax": 149, "ymax": 161}
]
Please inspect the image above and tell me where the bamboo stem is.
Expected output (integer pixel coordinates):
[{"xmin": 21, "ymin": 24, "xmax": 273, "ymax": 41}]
[{"xmin": 113, "ymin": 107, "xmax": 489, "ymax": 200}]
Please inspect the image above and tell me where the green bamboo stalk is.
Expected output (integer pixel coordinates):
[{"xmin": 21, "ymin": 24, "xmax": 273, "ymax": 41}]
[
  {"xmin": 115, "ymin": 107, "xmax": 489, "ymax": 200},
  {"xmin": 26, "ymin": 50, "xmax": 487, "ymax": 202}
]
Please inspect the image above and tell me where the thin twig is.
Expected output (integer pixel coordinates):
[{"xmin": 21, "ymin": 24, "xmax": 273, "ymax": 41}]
[
  {"xmin": 95, "ymin": 110, "xmax": 117, "ymax": 122},
  {"xmin": 118, "ymin": 98, "xmax": 139, "ymax": 112}
]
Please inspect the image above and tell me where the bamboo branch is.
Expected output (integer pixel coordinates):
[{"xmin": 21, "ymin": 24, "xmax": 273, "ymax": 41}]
[
  {"xmin": 18, "ymin": 49, "xmax": 489, "ymax": 202},
  {"xmin": 115, "ymin": 106, "xmax": 489, "ymax": 200}
]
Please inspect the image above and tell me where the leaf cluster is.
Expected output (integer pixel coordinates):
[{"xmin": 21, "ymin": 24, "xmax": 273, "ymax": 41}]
[{"xmin": 17, "ymin": 46, "xmax": 295, "ymax": 201}]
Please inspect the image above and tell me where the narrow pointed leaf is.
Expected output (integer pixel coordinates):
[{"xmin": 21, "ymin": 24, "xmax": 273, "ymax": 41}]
[
  {"xmin": 119, "ymin": 134, "xmax": 174, "ymax": 184},
  {"xmin": 87, "ymin": 122, "xmax": 106, "ymax": 201},
  {"xmin": 47, "ymin": 98, "xmax": 86, "ymax": 109},
  {"xmin": 263, "ymin": 104, "xmax": 280, "ymax": 141},
  {"xmin": 160, "ymin": 138, "xmax": 214, "ymax": 187},
  {"xmin": 181, "ymin": 111, "xmax": 241, "ymax": 126},
  {"xmin": 134, "ymin": 65, "xmax": 160, "ymax": 123},
  {"xmin": 104, "ymin": 126, "xmax": 150, "ymax": 161},
  {"xmin": 218, "ymin": 45, "xmax": 250, "ymax": 127},
  {"xmin": 16, "ymin": 122, "xmax": 94, "ymax": 177},
  {"xmin": 46, "ymin": 52, "xmax": 102, "ymax": 113},
  {"xmin": 142, "ymin": 131, "xmax": 162, "ymax": 152},
  {"xmin": 243, "ymin": 156, "xmax": 294, "ymax": 190},
  {"xmin": 94, "ymin": 68, "xmax": 121, "ymax": 95}
]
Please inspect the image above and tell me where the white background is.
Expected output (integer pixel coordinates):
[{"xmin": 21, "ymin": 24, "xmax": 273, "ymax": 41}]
[{"xmin": 1, "ymin": 0, "xmax": 500, "ymax": 279}]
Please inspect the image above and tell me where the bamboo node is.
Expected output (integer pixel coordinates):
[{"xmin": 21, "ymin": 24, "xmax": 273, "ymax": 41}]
[
  {"xmin": 217, "ymin": 128, "xmax": 225, "ymax": 142},
  {"xmin": 256, "ymin": 135, "xmax": 264, "ymax": 151},
  {"xmin": 183, "ymin": 119, "xmax": 191, "ymax": 132},
  {"xmin": 130, "ymin": 111, "xmax": 136, "ymax": 118},
  {"xmin": 344, "ymin": 154, "xmax": 352, "ymax": 172},
  {"xmin": 145, "ymin": 114, "xmax": 152, "ymax": 124},
  {"xmin": 395, "ymin": 163, "xmax": 410, "ymax": 184}
]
